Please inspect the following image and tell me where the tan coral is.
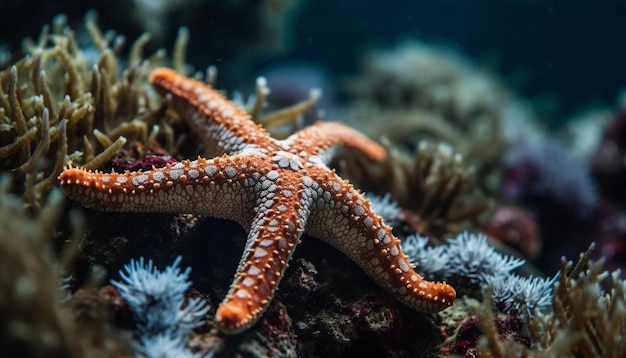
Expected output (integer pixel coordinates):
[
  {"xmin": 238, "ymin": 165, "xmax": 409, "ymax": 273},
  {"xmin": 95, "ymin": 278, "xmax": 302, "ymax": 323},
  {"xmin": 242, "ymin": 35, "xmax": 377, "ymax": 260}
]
[{"xmin": 0, "ymin": 13, "xmax": 190, "ymax": 209}]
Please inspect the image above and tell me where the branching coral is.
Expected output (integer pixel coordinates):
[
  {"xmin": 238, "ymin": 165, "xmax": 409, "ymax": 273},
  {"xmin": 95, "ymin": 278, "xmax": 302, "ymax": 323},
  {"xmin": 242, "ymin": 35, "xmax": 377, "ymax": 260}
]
[
  {"xmin": 445, "ymin": 232, "xmax": 525, "ymax": 288},
  {"xmin": 488, "ymin": 273, "xmax": 557, "ymax": 318},
  {"xmin": 342, "ymin": 40, "xmax": 527, "ymax": 194},
  {"xmin": 111, "ymin": 256, "xmax": 209, "ymax": 357},
  {"xmin": 471, "ymin": 244, "xmax": 626, "ymax": 357},
  {"xmin": 0, "ymin": 174, "xmax": 130, "ymax": 357},
  {"xmin": 402, "ymin": 231, "xmax": 556, "ymax": 318},
  {"xmin": 339, "ymin": 140, "xmax": 489, "ymax": 238},
  {"xmin": 232, "ymin": 75, "xmax": 322, "ymax": 140},
  {"xmin": 0, "ymin": 13, "xmax": 192, "ymax": 210}
]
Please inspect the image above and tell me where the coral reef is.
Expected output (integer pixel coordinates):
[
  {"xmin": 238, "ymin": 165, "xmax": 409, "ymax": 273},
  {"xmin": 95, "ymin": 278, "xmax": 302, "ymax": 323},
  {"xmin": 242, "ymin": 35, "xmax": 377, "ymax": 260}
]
[
  {"xmin": 1, "ymin": 8, "xmax": 625, "ymax": 358},
  {"xmin": 402, "ymin": 231, "xmax": 556, "ymax": 315},
  {"xmin": 469, "ymin": 245, "xmax": 626, "ymax": 357}
]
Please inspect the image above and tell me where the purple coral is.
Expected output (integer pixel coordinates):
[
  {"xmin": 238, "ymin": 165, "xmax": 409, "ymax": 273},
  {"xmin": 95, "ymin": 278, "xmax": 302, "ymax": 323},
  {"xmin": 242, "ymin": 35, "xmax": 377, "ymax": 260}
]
[
  {"xmin": 502, "ymin": 139, "xmax": 597, "ymax": 219},
  {"xmin": 401, "ymin": 234, "xmax": 447, "ymax": 279},
  {"xmin": 488, "ymin": 273, "xmax": 558, "ymax": 318},
  {"xmin": 444, "ymin": 232, "xmax": 525, "ymax": 285},
  {"xmin": 402, "ymin": 231, "xmax": 558, "ymax": 318}
]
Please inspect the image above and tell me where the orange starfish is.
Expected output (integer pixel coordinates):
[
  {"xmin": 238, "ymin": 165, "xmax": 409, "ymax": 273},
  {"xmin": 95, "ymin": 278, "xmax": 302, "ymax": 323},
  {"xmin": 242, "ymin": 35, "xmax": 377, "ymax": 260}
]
[{"xmin": 59, "ymin": 68, "xmax": 455, "ymax": 334}]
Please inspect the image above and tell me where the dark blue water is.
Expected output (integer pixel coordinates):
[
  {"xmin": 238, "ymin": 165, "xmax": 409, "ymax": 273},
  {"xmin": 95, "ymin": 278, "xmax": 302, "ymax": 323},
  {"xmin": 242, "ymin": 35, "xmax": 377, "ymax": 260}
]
[{"xmin": 2, "ymin": 0, "xmax": 625, "ymax": 124}]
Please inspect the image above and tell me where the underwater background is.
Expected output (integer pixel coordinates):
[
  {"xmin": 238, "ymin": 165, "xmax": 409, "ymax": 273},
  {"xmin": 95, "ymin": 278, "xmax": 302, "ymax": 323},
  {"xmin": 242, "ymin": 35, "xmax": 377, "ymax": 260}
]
[
  {"xmin": 1, "ymin": 0, "xmax": 626, "ymax": 357},
  {"xmin": 3, "ymin": 0, "xmax": 626, "ymax": 125}
]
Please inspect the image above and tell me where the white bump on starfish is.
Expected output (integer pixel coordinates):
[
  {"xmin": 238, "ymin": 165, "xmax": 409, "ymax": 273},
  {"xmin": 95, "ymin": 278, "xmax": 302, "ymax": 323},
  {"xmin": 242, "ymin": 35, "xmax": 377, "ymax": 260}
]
[
  {"xmin": 254, "ymin": 248, "xmax": 268, "ymax": 257},
  {"xmin": 265, "ymin": 170, "xmax": 280, "ymax": 181},
  {"xmin": 235, "ymin": 289, "xmax": 251, "ymax": 298},
  {"xmin": 204, "ymin": 165, "xmax": 218, "ymax": 176},
  {"xmin": 242, "ymin": 277, "xmax": 254, "ymax": 287},
  {"xmin": 271, "ymin": 151, "xmax": 303, "ymax": 170},
  {"xmin": 188, "ymin": 169, "xmax": 200, "ymax": 179},
  {"xmin": 302, "ymin": 176, "xmax": 314, "ymax": 187},
  {"xmin": 398, "ymin": 258, "xmax": 411, "ymax": 273},
  {"xmin": 306, "ymin": 154, "xmax": 328, "ymax": 169},
  {"xmin": 238, "ymin": 146, "xmax": 268, "ymax": 158},
  {"xmin": 151, "ymin": 171, "xmax": 164, "ymax": 182},
  {"xmin": 247, "ymin": 265, "xmax": 261, "ymax": 275},
  {"xmin": 132, "ymin": 174, "xmax": 149, "ymax": 186},
  {"xmin": 224, "ymin": 166, "xmax": 238, "ymax": 178},
  {"xmin": 363, "ymin": 216, "xmax": 374, "ymax": 227}
]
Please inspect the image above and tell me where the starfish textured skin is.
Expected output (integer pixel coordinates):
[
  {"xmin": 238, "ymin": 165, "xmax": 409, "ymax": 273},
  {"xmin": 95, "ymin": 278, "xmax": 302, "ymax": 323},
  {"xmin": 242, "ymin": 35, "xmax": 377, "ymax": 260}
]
[{"xmin": 59, "ymin": 67, "xmax": 456, "ymax": 334}]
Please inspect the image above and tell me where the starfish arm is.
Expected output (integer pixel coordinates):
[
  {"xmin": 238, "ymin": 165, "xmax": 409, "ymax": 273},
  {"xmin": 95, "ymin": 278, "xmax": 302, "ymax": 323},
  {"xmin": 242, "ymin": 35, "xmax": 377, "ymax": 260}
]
[
  {"xmin": 216, "ymin": 177, "xmax": 310, "ymax": 334},
  {"xmin": 305, "ymin": 168, "xmax": 456, "ymax": 312},
  {"xmin": 58, "ymin": 155, "xmax": 268, "ymax": 224},
  {"xmin": 284, "ymin": 121, "xmax": 386, "ymax": 165},
  {"xmin": 150, "ymin": 68, "xmax": 277, "ymax": 157}
]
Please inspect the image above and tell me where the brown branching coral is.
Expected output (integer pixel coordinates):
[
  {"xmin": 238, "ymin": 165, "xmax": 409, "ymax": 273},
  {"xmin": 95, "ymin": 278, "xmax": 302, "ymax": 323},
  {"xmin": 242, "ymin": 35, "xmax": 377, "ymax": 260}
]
[
  {"xmin": 0, "ymin": 13, "xmax": 184, "ymax": 210},
  {"xmin": 337, "ymin": 138, "xmax": 489, "ymax": 238},
  {"xmin": 0, "ymin": 174, "xmax": 131, "ymax": 357},
  {"xmin": 472, "ymin": 244, "xmax": 626, "ymax": 357},
  {"xmin": 0, "ymin": 9, "xmax": 326, "ymax": 212},
  {"xmin": 245, "ymin": 76, "xmax": 322, "ymax": 139},
  {"xmin": 342, "ymin": 40, "xmax": 533, "ymax": 194}
]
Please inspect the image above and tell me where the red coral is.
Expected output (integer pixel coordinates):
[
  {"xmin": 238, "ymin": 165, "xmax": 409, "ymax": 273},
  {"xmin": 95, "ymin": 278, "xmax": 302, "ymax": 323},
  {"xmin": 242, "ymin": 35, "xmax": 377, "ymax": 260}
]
[{"xmin": 441, "ymin": 315, "xmax": 530, "ymax": 356}]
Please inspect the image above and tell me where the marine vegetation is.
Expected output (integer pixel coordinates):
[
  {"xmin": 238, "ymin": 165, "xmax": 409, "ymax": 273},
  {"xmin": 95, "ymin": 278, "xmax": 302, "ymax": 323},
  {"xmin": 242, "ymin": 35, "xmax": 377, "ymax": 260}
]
[
  {"xmin": 111, "ymin": 256, "xmax": 209, "ymax": 357},
  {"xmin": 0, "ymin": 12, "xmax": 168, "ymax": 210},
  {"xmin": 1, "ymin": 12, "xmax": 625, "ymax": 358},
  {"xmin": 0, "ymin": 174, "xmax": 131, "ymax": 357}
]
